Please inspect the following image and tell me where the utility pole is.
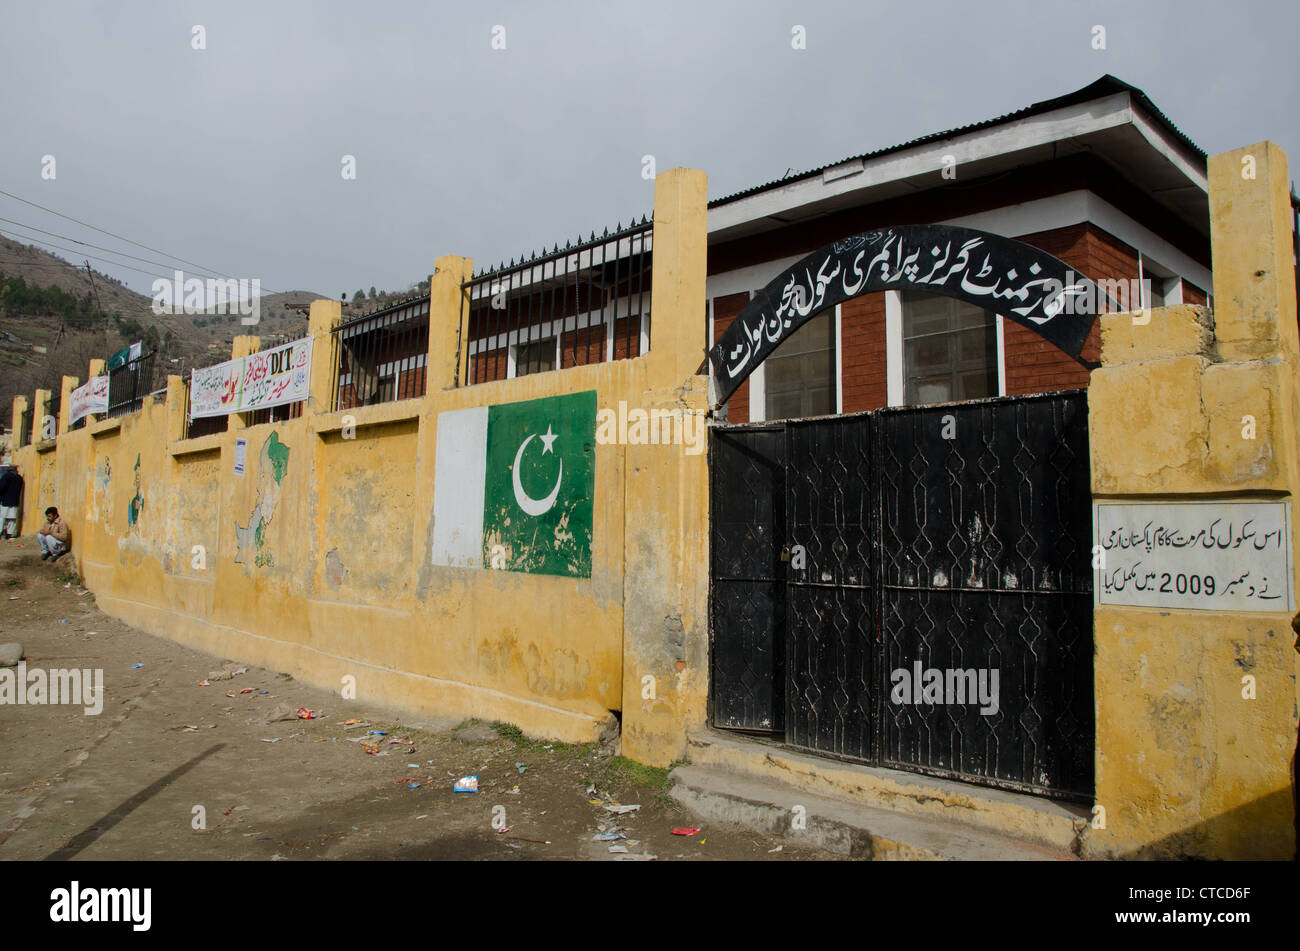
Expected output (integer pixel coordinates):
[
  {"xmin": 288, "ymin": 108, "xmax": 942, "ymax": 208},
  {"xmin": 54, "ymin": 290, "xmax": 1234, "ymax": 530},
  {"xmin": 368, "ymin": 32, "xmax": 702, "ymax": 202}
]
[{"xmin": 84, "ymin": 260, "xmax": 107, "ymax": 334}]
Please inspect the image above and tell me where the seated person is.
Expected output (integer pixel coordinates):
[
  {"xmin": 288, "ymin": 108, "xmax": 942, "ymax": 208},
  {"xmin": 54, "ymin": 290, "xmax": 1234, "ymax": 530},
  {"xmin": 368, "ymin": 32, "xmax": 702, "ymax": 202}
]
[{"xmin": 37, "ymin": 506, "xmax": 70, "ymax": 562}]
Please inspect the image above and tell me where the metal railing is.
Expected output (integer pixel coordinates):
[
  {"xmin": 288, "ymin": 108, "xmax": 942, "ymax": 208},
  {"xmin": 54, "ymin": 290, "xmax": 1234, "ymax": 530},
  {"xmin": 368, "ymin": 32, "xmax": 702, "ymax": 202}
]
[
  {"xmin": 107, "ymin": 349, "xmax": 157, "ymax": 419},
  {"xmin": 182, "ymin": 374, "xmax": 228, "ymax": 440},
  {"xmin": 249, "ymin": 401, "xmax": 303, "ymax": 426},
  {"xmin": 14, "ymin": 404, "xmax": 31, "ymax": 447},
  {"xmin": 461, "ymin": 217, "xmax": 653, "ymax": 386},
  {"xmin": 45, "ymin": 391, "xmax": 61, "ymax": 441},
  {"xmin": 330, "ymin": 295, "xmax": 430, "ymax": 412}
]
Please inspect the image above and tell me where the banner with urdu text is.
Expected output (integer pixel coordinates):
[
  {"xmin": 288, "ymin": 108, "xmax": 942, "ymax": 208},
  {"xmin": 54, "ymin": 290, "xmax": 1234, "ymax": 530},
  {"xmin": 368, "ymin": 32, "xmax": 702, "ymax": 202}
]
[
  {"xmin": 68, "ymin": 376, "xmax": 110, "ymax": 425},
  {"xmin": 190, "ymin": 336, "xmax": 312, "ymax": 418}
]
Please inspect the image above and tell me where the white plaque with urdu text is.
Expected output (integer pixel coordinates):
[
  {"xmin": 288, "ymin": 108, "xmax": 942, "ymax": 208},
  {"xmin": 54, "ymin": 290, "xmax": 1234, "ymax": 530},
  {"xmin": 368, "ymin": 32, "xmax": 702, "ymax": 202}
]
[{"xmin": 1094, "ymin": 500, "xmax": 1294, "ymax": 612}]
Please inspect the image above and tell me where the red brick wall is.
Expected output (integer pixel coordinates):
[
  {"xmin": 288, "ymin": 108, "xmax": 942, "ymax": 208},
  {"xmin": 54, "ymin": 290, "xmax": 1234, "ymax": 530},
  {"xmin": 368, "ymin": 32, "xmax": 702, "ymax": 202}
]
[
  {"xmin": 397, "ymin": 366, "xmax": 426, "ymax": 400},
  {"xmin": 562, "ymin": 324, "xmax": 605, "ymax": 368},
  {"xmin": 1183, "ymin": 280, "xmax": 1208, "ymax": 306},
  {"xmin": 839, "ymin": 292, "xmax": 887, "ymax": 412},
  {"xmin": 613, "ymin": 316, "xmax": 643, "ymax": 360},
  {"xmin": 1000, "ymin": 223, "xmax": 1138, "ymax": 396},
  {"xmin": 472, "ymin": 348, "xmax": 507, "ymax": 384},
  {"xmin": 711, "ymin": 292, "xmax": 752, "ymax": 422}
]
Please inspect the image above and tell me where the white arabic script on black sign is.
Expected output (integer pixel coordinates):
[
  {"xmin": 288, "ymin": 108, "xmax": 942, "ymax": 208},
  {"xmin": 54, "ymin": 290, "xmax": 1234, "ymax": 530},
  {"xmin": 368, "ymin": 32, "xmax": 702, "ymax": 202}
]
[{"xmin": 711, "ymin": 226, "xmax": 1098, "ymax": 405}]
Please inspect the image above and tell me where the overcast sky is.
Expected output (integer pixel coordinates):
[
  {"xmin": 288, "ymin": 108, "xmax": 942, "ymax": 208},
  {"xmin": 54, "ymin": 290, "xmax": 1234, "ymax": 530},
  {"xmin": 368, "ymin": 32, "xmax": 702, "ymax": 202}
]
[{"xmin": 1, "ymin": 0, "xmax": 1295, "ymax": 300}]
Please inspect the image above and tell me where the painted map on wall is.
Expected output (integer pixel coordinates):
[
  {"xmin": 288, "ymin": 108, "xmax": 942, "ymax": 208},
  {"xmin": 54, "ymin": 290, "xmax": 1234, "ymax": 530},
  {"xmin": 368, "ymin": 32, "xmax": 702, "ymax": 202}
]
[
  {"xmin": 234, "ymin": 431, "xmax": 290, "ymax": 567},
  {"xmin": 431, "ymin": 391, "xmax": 596, "ymax": 577}
]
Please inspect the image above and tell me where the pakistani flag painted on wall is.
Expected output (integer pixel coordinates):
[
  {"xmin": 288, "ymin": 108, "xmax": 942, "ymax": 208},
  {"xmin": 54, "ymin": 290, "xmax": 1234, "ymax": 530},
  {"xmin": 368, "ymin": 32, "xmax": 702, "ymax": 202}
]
[{"xmin": 432, "ymin": 391, "xmax": 596, "ymax": 577}]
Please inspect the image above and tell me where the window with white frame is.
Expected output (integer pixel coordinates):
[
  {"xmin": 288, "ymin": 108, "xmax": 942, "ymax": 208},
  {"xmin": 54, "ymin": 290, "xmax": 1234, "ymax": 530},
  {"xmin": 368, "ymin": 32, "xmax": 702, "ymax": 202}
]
[
  {"xmin": 901, "ymin": 289, "xmax": 997, "ymax": 406},
  {"xmin": 512, "ymin": 336, "xmax": 558, "ymax": 376},
  {"xmin": 764, "ymin": 310, "xmax": 836, "ymax": 420},
  {"xmin": 1140, "ymin": 255, "xmax": 1180, "ymax": 309}
]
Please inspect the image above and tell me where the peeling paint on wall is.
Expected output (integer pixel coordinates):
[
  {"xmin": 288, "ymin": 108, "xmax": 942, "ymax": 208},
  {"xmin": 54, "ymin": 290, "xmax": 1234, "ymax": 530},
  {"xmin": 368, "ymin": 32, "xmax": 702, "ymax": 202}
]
[
  {"xmin": 90, "ymin": 455, "xmax": 112, "ymax": 527},
  {"xmin": 325, "ymin": 547, "xmax": 348, "ymax": 589}
]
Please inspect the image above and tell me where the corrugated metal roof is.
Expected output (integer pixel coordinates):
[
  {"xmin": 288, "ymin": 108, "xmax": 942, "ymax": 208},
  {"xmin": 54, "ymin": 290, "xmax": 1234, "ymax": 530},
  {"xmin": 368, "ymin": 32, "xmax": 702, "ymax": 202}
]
[{"xmin": 709, "ymin": 75, "xmax": 1205, "ymax": 208}]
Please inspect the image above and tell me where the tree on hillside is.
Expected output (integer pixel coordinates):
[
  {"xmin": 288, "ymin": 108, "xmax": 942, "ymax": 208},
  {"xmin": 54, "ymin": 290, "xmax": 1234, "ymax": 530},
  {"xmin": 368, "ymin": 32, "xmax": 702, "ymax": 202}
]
[
  {"xmin": 369, "ymin": 286, "xmax": 377, "ymax": 299},
  {"xmin": 355, "ymin": 288, "xmax": 366, "ymax": 302}
]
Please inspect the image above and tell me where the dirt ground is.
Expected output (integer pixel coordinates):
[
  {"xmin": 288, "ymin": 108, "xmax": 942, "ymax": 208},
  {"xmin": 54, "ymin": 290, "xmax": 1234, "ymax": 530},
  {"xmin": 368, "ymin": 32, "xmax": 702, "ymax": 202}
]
[{"xmin": 0, "ymin": 537, "xmax": 842, "ymax": 861}]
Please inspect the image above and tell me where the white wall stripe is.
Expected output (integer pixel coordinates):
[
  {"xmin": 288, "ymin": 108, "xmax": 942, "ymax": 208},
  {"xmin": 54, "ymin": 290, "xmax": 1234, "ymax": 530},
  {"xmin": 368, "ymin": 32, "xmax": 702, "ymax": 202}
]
[
  {"xmin": 431, "ymin": 406, "xmax": 490, "ymax": 568},
  {"xmin": 885, "ymin": 291, "xmax": 904, "ymax": 407}
]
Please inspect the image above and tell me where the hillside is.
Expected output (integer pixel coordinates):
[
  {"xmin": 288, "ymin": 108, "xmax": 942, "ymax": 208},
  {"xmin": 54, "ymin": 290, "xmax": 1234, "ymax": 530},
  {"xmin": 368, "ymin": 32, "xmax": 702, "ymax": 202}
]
[{"xmin": 0, "ymin": 236, "xmax": 433, "ymax": 428}]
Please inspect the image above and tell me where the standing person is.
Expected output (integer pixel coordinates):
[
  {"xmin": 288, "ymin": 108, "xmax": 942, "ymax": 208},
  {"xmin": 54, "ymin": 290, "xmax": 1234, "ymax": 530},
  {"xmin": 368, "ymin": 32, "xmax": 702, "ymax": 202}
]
[
  {"xmin": 37, "ymin": 505, "xmax": 69, "ymax": 561},
  {"xmin": 0, "ymin": 464, "xmax": 22, "ymax": 540}
]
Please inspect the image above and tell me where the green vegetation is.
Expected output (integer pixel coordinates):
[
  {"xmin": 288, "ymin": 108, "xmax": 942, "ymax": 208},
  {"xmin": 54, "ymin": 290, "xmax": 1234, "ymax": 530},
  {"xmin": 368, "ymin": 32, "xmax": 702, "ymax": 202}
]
[
  {"xmin": 488, "ymin": 720, "xmax": 596, "ymax": 755},
  {"xmin": 605, "ymin": 755, "xmax": 672, "ymax": 791},
  {"xmin": 112, "ymin": 315, "xmax": 160, "ymax": 350},
  {"xmin": 0, "ymin": 272, "xmax": 106, "ymax": 327}
]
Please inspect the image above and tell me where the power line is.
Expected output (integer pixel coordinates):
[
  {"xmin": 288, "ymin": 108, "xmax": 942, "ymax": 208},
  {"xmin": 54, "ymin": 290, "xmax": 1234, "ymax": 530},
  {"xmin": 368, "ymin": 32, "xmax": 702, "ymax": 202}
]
[
  {"xmin": 0, "ymin": 257, "xmax": 122, "ymax": 270},
  {"xmin": 0, "ymin": 187, "xmax": 285, "ymax": 294},
  {"xmin": 0, "ymin": 215, "xmax": 229, "ymax": 282},
  {"xmin": 0, "ymin": 228, "xmax": 185, "ymax": 282},
  {"xmin": 0, "ymin": 187, "xmax": 233, "ymax": 279}
]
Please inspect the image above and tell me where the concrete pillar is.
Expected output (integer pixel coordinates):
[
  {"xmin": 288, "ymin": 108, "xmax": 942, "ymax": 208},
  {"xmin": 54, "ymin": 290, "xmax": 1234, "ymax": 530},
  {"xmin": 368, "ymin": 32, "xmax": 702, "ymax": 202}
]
[
  {"xmin": 621, "ymin": 167, "xmax": 712, "ymax": 767},
  {"xmin": 84, "ymin": 358, "xmax": 106, "ymax": 426},
  {"xmin": 229, "ymin": 335, "xmax": 259, "ymax": 431},
  {"xmin": 307, "ymin": 300, "xmax": 341, "ymax": 415},
  {"xmin": 165, "ymin": 375, "xmax": 187, "ymax": 442},
  {"xmin": 647, "ymin": 168, "xmax": 709, "ymax": 391},
  {"xmin": 1085, "ymin": 141, "xmax": 1300, "ymax": 860},
  {"xmin": 428, "ymin": 255, "xmax": 473, "ymax": 391},
  {"xmin": 11, "ymin": 396, "xmax": 28, "ymax": 448},
  {"xmin": 33, "ymin": 389, "xmax": 51, "ymax": 443},
  {"xmin": 1208, "ymin": 142, "xmax": 1299, "ymax": 362},
  {"xmin": 58, "ymin": 376, "xmax": 77, "ymax": 437}
]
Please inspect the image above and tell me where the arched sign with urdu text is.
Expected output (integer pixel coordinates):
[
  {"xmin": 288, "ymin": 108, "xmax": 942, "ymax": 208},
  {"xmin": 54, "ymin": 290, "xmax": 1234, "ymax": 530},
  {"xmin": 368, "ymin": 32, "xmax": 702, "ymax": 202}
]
[{"xmin": 708, "ymin": 224, "xmax": 1106, "ymax": 407}]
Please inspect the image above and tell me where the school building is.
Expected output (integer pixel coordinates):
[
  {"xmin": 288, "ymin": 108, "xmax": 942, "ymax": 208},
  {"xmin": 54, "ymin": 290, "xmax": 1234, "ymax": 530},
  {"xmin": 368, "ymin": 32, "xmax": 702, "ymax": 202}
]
[{"xmin": 7, "ymin": 75, "xmax": 1298, "ymax": 860}]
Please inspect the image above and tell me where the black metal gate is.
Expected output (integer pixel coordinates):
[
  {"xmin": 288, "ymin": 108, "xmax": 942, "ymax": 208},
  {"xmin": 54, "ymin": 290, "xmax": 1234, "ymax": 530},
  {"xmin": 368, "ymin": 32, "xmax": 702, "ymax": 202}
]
[{"xmin": 708, "ymin": 391, "xmax": 1094, "ymax": 800}]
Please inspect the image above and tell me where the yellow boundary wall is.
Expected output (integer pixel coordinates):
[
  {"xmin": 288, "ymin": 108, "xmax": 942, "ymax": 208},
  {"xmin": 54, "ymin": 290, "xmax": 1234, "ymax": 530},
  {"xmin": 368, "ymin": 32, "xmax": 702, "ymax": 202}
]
[
  {"xmin": 8, "ymin": 146, "xmax": 1299, "ymax": 860},
  {"xmin": 9, "ymin": 169, "xmax": 711, "ymax": 753}
]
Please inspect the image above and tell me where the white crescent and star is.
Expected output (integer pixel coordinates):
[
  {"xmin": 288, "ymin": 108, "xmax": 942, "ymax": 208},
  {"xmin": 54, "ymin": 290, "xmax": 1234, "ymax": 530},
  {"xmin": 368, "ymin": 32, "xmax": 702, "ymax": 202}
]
[{"xmin": 513, "ymin": 424, "xmax": 563, "ymax": 516}]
